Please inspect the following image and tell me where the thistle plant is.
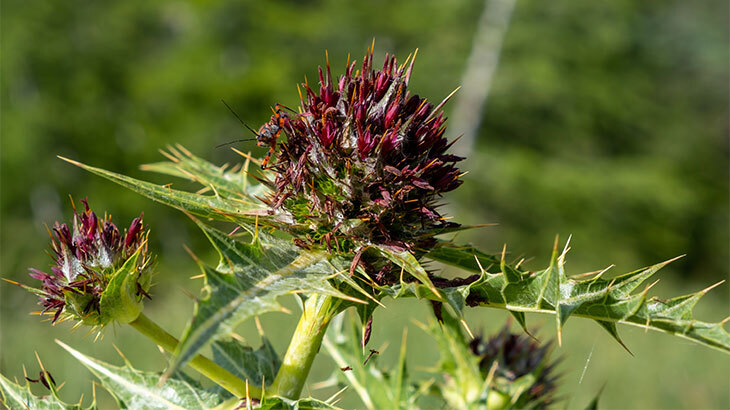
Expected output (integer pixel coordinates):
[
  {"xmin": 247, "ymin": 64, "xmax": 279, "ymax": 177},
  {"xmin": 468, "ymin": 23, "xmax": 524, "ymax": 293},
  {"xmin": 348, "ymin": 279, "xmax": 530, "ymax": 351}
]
[{"xmin": 2, "ymin": 46, "xmax": 729, "ymax": 409}]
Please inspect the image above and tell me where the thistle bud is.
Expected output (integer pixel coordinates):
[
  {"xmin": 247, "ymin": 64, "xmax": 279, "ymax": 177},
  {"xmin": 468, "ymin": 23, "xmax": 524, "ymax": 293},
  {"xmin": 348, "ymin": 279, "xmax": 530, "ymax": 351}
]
[
  {"xmin": 24, "ymin": 199, "xmax": 151, "ymax": 327},
  {"xmin": 469, "ymin": 326, "xmax": 559, "ymax": 409},
  {"xmin": 260, "ymin": 47, "xmax": 464, "ymax": 253}
]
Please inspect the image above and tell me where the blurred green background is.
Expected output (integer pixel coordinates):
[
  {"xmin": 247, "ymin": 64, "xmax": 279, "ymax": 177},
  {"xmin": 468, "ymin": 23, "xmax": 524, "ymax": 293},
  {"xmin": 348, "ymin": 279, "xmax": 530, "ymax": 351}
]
[{"xmin": 1, "ymin": 0, "xmax": 728, "ymax": 408}]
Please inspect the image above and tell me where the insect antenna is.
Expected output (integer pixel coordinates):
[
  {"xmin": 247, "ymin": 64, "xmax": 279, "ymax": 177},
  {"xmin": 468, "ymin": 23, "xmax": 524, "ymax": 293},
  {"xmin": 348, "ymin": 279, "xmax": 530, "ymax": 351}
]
[
  {"xmin": 218, "ymin": 99, "xmax": 259, "ymax": 148},
  {"xmin": 274, "ymin": 103, "xmax": 298, "ymax": 114},
  {"xmin": 216, "ymin": 139, "xmax": 256, "ymax": 148}
]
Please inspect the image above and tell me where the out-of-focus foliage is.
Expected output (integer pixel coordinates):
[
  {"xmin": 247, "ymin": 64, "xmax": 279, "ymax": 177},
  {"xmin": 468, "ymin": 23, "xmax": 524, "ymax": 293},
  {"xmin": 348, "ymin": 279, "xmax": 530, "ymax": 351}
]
[
  {"xmin": 455, "ymin": 1, "xmax": 729, "ymax": 282},
  {"xmin": 2, "ymin": 0, "xmax": 727, "ymax": 408}
]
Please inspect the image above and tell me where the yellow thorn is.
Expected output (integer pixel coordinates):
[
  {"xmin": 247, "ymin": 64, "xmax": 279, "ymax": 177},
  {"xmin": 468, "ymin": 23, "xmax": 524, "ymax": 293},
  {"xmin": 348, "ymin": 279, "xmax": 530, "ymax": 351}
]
[
  {"xmin": 34, "ymin": 351, "xmax": 46, "ymax": 373},
  {"xmin": 573, "ymin": 264, "xmax": 615, "ymax": 279},
  {"xmin": 182, "ymin": 244, "xmax": 202, "ymax": 264},
  {"xmin": 112, "ymin": 344, "xmax": 128, "ymax": 362},
  {"xmin": 483, "ymin": 360, "xmax": 499, "ymax": 390},
  {"xmin": 2, "ymin": 278, "xmax": 21, "ymax": 286},
  {"xmin": 643, "ymin": 278, "xmax": 661, "ymax": 294},
  {"xmin": 658, "ymin": 254, "xmax": 686, "ymax": 267},
  {"xmin": 557, "ymin": 325, "xmax": 562, "ymax": 347},
  {"xmin": 57, "ymin": 155, "xmax": 83, "ymax": 168},
  {"xmin": 158, "ymin": 149, "xmax": 179, "ymax": 163},
  {"xmin": 255, "ymin": 316, "xmax": 264, "ymax": 336},
  {"xmin": 606, "ymin": 277, "xmax": 617, "ymax": 291},
  {"xmin": 700, "ymin": 280, "xmax": 725, "ymax": 294},
  {"xmin": 562, "ymin": 234, "xmax": 572, "ymax": 256},
  {"xmin": 399, "ymin": 53, "xmax": 412, "ymax": 72},
  {"xmin": 425, "ymin": 86, "xmax": 462, "ymax": 122},
  {"xmin": 176, "ymin": 144, "xmax": 193, "ymax": 157},
  {"xmin": 460, "ymin": 319, "xmax": 474, "ymax": 339},
  {"xmin": 231, "ymin": 147, "xmax": 262, "ymax": 165},
  {"xmin": 180, "ymin": 287, "xmax": 195, "ymax": 301},
  {"xmin": 474, "ymin": 254, "xmax": 486, "ymax": 273}
]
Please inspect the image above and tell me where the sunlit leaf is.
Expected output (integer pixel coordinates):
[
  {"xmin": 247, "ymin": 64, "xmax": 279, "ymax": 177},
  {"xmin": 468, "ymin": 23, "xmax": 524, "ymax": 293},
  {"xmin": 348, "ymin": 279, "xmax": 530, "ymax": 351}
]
[
  {"xmin": 167, "ymin": 221, "xmax": 355, "ymax": 379},
  {"xmin": 59, "ymin": 156, "xmax": 276, "ymax": 226},
  {"xmin": 211, "ymin": 337, "xmax": 280, "ymax": 388},
  {"xmin": 0, "ymin": 371, "xmax": 95, "ymax": 410},
  {"xmin": 421, "ymin": 240, "xmax": 730, "ymax": 354},
  {"xmin": 140, "ymin": 145, "xmax": 270, "ymax": 200},
  {"xmin": 57, "ymin": 340, "xmax": 225, "ymax": 410}
]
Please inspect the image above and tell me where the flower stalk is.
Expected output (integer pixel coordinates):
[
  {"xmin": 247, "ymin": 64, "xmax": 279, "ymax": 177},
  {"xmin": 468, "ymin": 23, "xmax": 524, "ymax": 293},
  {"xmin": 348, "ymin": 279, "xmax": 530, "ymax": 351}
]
[
  {"xmin": 269, "ymin": 294, "xmax": 342, "ymax": 399},
  {"xmin": 129, "ymin": 313, "xmax": 259, "ymax": 399}
]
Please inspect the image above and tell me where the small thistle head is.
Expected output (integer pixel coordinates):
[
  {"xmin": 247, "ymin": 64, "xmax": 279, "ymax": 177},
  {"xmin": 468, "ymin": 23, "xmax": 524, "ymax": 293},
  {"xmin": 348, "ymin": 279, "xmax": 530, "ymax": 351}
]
[
  {"xmin": 470, "ymin": 326, "xmax": 559, "ymax": 409},
  {"xmin": 260, "ymin": 47, "xmax": 463, "ymax": 253},
  {"xmin": 25, "ymin": 198, "xmax": 151, "ymax": 327}
]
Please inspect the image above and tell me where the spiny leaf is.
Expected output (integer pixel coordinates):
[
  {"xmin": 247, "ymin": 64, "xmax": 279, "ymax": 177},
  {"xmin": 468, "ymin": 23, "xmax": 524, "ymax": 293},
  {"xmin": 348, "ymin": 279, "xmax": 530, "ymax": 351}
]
[
  {"xmin": 0, "ymin": 371, "xmax": 95, "ymax": 410},
  {"xmin": 256, "ymin": 396, "xmax": 340, "ymax": 409},
  {"xmin": 425, "ymin": 243, "xmax": 501, "ymax": 273},
  {"xmin": 373, "ymin": 245, "xmax": 441, "ymax": 299},
  {"xmin": 166, "ymin": 221, "xmax": 356, "ymax": 379},
  {"xmin": 420, "ymin": 241, "xmax": 730, "ymax": 354},
  {"xmin": 58, "ymin": 156, "xmax": 275, "ymax": 226},
  {"xmin": 140, "ymin": 145, "xmax": 270, "ymax": 200},
  {"xmin": 56, "ymin": 340, "xmax": 225, "ymax": 410},
  {"xmin": 211, "ymin": 337, "xmax": 280, "ymax": 389}
]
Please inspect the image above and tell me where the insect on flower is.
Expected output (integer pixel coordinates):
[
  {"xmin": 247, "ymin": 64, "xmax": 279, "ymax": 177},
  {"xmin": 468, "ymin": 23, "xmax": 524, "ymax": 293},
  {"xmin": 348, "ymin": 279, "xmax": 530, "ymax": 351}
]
[{"xmin": 218, "ymin": 100, "xmax": 294, "ymax": 169}]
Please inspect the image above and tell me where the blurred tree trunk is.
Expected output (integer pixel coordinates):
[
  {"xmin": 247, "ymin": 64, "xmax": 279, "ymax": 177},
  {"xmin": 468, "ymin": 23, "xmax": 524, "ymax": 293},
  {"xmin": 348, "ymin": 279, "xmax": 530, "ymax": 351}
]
[{"xmin": 449, "ymin": 0, "xmax": 516, "ymax": 158}]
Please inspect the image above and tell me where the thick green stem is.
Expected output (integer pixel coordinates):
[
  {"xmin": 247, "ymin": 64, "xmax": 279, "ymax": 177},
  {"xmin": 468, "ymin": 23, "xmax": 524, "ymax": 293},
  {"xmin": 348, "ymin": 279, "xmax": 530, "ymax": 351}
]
[
  {"xmin": 269, "ymin": 294, "xmax": 340, "ymax": 399},
  {"xmin": 129, "ymin": 313, "xmax": 260, "ymax": 398}
]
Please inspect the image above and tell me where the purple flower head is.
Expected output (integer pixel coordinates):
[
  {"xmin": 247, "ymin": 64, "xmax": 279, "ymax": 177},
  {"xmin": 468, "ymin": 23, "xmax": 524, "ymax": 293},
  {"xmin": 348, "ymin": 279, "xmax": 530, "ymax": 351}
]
[
  {"xmin": 25, "ymin": 199, "xmax": 151, "ymax": 326},
  {"xmin": 258, "ymin": 46, "xmax": 464, "ymax": 253}
]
